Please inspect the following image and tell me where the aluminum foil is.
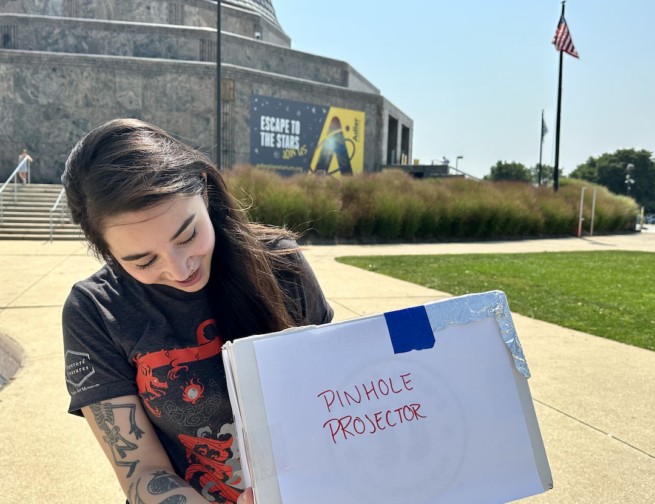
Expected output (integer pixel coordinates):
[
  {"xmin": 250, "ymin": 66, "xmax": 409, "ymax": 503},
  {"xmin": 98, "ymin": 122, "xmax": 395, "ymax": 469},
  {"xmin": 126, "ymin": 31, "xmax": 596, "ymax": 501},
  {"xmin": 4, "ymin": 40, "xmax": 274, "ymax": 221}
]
[{"xmin": 424, "ymin": 291, "xmax": 530, "ymax": 378}]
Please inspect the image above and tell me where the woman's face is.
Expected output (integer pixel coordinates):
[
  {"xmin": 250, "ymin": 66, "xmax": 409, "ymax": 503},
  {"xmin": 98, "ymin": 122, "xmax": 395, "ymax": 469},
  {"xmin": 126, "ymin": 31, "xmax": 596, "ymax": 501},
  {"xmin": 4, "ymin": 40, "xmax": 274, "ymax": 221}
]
[{"xmin": 103, "ymin": 195, "xmax": 215, "ymax": 292}]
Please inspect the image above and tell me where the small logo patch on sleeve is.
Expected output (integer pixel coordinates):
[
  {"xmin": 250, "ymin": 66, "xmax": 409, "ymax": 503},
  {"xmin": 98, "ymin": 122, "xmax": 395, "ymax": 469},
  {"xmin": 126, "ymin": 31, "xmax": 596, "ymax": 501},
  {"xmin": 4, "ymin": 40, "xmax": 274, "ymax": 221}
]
[{"xmin": 65, "ymin": 350, "xmax": 97, "ymax": 391}]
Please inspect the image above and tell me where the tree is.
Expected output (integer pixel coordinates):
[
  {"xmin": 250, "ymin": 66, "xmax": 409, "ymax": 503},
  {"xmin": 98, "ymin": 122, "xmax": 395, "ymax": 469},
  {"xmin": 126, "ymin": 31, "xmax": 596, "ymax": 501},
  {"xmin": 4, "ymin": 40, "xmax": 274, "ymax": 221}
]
[
  {"xmin": 486, "ymin": 161, "xmax": 531, "ymax": 182},
  {"xmin": 530, "ymin": 164, "xmax": 563, "ymax": 186},
  {"xmin": 568, "ymin": 157, "xmax": 597, "ymax": 182},
  {"xmin": 570, "ymin": 149, "xmax": 655, "ymax": 211}
]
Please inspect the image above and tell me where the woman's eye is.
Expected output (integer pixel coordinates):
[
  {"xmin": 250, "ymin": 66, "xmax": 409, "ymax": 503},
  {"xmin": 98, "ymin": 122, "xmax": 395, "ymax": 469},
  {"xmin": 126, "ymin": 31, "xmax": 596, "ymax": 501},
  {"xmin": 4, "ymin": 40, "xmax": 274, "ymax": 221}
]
[
  {"xmin": 136, "ymin": 257, "xmax": 156, "ymax": 270},
  {"xmin": 179, "ymin": 228, "xmax": 197, "ymax": 246}
]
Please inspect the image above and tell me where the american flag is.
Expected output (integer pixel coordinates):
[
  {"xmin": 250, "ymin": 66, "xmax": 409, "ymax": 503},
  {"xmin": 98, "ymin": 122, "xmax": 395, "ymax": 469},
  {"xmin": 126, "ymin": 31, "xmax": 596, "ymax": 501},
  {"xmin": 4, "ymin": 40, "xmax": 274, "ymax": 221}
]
[{"xmin": 552, "ymin": 15, "xmax": 579, "ymax": 58}]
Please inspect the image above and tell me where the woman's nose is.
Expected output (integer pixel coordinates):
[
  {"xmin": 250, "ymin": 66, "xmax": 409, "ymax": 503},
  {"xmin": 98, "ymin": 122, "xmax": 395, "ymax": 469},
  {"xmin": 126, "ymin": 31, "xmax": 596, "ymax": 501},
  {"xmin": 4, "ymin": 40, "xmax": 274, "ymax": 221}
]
[{"xmin": 165, "ymin": 252, "xmax": 192, "ymax": 281}]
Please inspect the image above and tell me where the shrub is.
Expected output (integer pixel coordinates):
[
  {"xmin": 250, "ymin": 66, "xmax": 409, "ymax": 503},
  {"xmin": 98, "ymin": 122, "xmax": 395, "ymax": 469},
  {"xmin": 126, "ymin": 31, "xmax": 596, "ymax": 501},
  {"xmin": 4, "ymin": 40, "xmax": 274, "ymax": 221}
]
[
  {"xmin": 295, "ymin": 175, "xmax": 340, "ymax": 238},
  {"xmin": 400, "ymin": 196, "xmax": 424, "ymax": 240},
  {"xmin": 223, "ymin": 167, "xmax": 638, "ymax": 240},
  {"xmin": 335, "ymin": 210, "xmax": 356, "ymax": 238},
  {"xmin": 341, "ymin": 176, "xmax": 376, "ymax": 237}
]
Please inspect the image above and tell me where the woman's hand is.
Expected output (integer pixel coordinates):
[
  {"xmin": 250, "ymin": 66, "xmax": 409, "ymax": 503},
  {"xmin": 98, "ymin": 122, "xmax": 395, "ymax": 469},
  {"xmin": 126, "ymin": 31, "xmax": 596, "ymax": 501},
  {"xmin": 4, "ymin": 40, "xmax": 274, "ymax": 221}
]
[{"xmin": 237, "ymin": 487, "xmax": 254, "ymax": 504}]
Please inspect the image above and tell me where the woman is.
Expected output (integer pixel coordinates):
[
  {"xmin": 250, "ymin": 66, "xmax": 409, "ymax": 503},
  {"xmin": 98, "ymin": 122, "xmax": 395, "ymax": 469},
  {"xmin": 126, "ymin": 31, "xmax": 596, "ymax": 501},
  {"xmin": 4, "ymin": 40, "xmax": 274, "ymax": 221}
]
[
  {"xmin": 18, "ymin": 149, "xmax": 33, "ymax": 183},
  {"xmin": 62, "ymin": 119, "xmax": 333, "ymax": 504}
]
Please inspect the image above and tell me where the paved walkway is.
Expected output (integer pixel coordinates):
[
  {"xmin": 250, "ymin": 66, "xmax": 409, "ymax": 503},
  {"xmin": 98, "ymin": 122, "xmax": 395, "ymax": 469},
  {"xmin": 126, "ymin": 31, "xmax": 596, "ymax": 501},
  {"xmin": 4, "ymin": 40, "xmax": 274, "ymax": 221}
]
[{"xmin": 0, "ymin": 234, "xmax": 654, "ymax": 503}]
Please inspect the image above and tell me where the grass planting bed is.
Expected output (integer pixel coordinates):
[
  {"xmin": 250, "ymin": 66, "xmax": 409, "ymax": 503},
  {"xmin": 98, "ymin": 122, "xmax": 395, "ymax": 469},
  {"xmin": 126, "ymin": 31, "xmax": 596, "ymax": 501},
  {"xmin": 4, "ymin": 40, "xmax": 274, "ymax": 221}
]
[
  {"xmin": 337, "ymin": 251, "xmax": 655, "ymax": 351},
  {"xmin": 227, "ymin": 167, "xmax": 637, "ymax": 240}
]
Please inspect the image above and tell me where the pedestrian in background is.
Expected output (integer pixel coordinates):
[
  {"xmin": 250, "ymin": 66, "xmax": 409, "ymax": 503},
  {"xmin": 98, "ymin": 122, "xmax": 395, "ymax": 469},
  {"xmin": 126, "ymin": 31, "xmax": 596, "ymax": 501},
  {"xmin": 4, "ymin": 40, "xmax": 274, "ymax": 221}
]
[{"xmin": 17, "ymin": 149, "xmax": 32, "ymax": 184}]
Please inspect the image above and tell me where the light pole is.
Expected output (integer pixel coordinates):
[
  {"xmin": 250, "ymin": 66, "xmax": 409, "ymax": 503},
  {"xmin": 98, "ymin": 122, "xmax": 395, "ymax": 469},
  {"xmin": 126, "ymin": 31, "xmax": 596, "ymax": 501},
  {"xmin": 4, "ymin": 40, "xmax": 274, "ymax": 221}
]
[
  {"xmin": 216, "ymin": 0, "xmax": 221, "ymax": 168},
  {"xmin": 577, "ymin": 186, "xmax": 586, "ymax": 237},
  {"xmin": 455, "ymin": 156, "xmax": 463, "ymax": 174},
  {"xmin": 625, "ymin": 163, "xmax": 635, "ymax": 196}
]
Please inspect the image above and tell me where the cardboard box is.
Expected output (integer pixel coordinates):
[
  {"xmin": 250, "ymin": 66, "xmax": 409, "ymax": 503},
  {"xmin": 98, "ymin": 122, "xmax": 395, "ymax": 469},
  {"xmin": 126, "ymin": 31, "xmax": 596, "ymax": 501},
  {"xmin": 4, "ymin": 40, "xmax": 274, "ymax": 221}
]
[{"xmin": 222, "ymin": 291, "xmax": 552, "ymax": 504}]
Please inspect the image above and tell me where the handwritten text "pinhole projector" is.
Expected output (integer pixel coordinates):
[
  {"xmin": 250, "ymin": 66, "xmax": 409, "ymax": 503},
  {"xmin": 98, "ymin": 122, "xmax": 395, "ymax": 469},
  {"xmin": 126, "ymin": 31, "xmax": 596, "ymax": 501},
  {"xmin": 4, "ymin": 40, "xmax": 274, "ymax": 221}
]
[{"xmin": 318, "ymin": 373, "xmax": 427, "ymax": 444}]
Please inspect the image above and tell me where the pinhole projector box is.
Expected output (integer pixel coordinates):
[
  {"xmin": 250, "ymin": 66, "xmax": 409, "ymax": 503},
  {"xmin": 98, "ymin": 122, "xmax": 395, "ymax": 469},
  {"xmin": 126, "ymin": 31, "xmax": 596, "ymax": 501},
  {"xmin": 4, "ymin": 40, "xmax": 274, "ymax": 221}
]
[{"xmin": 222, "ymin": 291, "xmax": 552, "ymax": 504}]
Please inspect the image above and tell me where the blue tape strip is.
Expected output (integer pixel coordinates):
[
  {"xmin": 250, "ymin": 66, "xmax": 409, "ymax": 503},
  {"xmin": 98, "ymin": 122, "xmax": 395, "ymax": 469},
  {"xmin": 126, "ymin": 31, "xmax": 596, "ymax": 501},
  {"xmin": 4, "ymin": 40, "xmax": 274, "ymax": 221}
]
[{"xmin": 384, "ymin": 305, "xmax": 436, "ymax": 354}]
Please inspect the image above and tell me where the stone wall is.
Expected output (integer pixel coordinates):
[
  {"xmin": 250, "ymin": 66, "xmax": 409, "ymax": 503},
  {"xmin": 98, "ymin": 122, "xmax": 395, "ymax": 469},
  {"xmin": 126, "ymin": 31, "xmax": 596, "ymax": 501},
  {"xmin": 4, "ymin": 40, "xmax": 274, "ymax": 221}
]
[
  {"xmin": 221, "ymin": 2, "xmax": 289, "ymax": 47},
  {"xmin": 0, "ymin": 0, "xmax": 207, "ymax": 25},
  {"xmin": 1, "ymin": 14, "xmax": 214, "ymax": 61},
  {"xmin": 0, "ymin": 1, "xmax": 413, "ymax": 183},
  {"xmin": 347, "ymin": 65, "xmax": 380, "ymax": 95},
  {"xmin": 222, "ymin": 33, "xmax": 380, "ymax": 91},
  {"xmin": 0, "ymin": 48, "xmax": 405, "ymax": 182},
  {"xmin": 1, "ymin": 14, "xmax": 377, "ymax": 90},
  {"xmin": 0, "ymin": 0, "xmax": 291, "ymax": 47},
  {"xmin": 0, "ymin": 49, "xmax": 216, "ymax": 182},
  {"xmin": 223, "ymin": 0, "xmax": 277, "ymax": 29}
]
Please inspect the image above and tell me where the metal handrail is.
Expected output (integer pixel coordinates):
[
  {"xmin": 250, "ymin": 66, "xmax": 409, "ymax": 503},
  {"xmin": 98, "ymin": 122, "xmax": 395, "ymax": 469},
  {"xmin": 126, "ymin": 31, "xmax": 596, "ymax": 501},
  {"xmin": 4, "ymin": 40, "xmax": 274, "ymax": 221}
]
[
  {"xmin": 49, "ymin": 187, "xmax": 67, "ymax": 242},
  {"xmin": 0, "ymin": 158, "xmax": 31, "ymax": 224},
  {"xmin": 449, "ymin": 165, "xmax": 481, "ymax": 181}
]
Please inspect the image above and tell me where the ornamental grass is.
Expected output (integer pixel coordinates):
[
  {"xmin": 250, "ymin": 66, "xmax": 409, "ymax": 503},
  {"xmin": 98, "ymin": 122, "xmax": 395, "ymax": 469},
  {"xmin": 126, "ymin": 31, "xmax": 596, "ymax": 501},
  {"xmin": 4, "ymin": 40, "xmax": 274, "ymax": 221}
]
[{"xmin": 226, "ymin": 166, "xmax": 638, "ymax": 240}]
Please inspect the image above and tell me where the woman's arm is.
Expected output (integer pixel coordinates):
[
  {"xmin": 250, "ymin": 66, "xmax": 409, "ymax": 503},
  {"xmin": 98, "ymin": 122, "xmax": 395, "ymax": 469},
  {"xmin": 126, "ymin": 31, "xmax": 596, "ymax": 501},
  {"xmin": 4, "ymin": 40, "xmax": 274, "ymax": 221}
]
[{"xmin": 82, "ymin": 395, "xmax": 211, "ymax": 504}]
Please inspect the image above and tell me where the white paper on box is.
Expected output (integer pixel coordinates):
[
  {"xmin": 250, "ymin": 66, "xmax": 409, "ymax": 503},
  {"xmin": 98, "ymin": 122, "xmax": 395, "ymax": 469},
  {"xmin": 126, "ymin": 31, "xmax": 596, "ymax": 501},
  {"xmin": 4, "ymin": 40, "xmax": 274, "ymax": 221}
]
[{"xmin": 223, "ymin": 291, "xmax": 552, "ymax": 504}]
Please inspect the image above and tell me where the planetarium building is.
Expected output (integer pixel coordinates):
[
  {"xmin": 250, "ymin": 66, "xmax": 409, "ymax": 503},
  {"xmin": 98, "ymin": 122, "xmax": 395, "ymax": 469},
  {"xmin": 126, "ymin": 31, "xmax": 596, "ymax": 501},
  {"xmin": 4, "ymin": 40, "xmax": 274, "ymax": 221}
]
[{"xmin": 0, "ymin": 0, "xmax": 413, "ymax": 181}]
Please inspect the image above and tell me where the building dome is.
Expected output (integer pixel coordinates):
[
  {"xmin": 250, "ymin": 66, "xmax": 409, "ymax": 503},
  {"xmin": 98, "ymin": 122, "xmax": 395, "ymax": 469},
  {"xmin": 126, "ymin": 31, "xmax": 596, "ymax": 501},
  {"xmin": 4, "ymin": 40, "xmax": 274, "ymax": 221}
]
[{"xmin": 223, "ymin": 0, "xmax": 283, "ymax": 31}]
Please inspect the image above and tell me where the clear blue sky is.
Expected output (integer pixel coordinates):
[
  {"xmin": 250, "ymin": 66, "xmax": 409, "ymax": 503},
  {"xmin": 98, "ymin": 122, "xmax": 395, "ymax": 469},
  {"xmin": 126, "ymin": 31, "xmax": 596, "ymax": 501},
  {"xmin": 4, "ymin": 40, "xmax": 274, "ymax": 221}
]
[{"xmin": 273, "ymin": 0, "xmax": 655, "ymax": 179}]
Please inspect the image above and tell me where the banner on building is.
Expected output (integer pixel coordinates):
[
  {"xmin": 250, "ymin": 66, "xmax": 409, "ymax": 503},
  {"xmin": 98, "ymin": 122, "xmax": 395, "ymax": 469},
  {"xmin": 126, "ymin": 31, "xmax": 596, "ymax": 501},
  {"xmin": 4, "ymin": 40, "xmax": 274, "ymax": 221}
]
[{"xmin": 250, "ymin": 94, "xmax": 365, "ymax": 176}]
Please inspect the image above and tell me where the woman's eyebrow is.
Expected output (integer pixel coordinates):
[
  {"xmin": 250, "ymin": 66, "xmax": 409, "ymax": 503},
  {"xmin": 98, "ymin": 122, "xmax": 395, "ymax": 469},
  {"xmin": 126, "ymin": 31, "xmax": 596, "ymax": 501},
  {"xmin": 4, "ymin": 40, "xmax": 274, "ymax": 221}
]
[
  {"xmin": 121, "ymin": 214, "xmax": 197, "ymax": 261},
  {"xmin": 122, "ymin": 251, "xmax": 151, "ymax": 261},
  {"xmin": 170, "ymin": 214, "xmax": 196, "ymax": 241}
]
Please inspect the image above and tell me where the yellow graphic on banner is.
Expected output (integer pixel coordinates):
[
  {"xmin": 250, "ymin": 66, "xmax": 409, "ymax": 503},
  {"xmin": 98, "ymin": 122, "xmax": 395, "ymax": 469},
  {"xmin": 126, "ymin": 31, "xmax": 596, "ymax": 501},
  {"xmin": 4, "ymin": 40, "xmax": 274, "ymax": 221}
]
[{"xmin": 309, "ymin": 107, "xmax": 365, "ymax": 177}]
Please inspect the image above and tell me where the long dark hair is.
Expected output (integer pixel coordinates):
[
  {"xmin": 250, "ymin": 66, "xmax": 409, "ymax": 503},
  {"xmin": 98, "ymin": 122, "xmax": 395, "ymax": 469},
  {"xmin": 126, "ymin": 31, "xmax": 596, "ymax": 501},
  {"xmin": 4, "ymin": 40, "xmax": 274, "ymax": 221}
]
[{"xmin": 63, "ymin": 119, "xmax": 298, "ymax": 341}]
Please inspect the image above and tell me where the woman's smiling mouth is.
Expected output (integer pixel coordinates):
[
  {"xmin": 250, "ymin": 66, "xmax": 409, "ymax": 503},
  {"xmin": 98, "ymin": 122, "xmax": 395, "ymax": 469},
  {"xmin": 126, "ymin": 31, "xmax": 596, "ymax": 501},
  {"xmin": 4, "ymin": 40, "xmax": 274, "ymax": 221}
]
[{"xmin": 176, "ymin": 266, "xmax": 202, "ymax": 287}]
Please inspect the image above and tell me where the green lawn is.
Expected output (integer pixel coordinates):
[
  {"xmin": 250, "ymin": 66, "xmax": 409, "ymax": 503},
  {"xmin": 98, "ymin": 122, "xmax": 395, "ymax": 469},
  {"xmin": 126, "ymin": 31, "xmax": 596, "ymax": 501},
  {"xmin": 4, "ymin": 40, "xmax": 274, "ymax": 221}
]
[{"xmin": 336, "ymin": 251, "xmax": 655, "ymax": 351}]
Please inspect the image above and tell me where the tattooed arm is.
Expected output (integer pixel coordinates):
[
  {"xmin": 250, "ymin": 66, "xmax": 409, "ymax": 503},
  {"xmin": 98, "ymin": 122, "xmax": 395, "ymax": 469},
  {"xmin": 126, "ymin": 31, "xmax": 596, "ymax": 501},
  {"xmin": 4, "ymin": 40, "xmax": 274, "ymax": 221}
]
[{"xmin": 82, "ymin": 395, "xmax": 213, "ymax": 504}]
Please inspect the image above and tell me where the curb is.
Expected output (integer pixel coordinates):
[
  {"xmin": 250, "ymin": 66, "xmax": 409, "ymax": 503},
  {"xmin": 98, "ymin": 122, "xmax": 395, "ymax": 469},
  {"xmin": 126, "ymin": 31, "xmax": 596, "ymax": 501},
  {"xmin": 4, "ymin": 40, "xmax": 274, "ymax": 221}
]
[
  {"xmin": 296, "ymin": 230, "xmax": 641, "ymax": 246},
  {"xmin": 0, "ymin": 331, "xmax": 23, "ymax": 390}
]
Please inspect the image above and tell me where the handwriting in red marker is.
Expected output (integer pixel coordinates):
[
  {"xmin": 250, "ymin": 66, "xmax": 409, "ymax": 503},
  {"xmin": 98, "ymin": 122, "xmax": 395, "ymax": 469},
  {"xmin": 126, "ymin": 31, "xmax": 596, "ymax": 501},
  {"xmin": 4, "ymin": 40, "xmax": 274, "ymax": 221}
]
[
  {"xmin": 317, "ymin": 373, "xmax": 425, "ymax": 444},
  {"xmin": 322, "ymin": 403, "xmax": 427, "ymax": 444},
  {"xmin": 317, "ymin": 373, "xmax": 413, "ymax": 413}
]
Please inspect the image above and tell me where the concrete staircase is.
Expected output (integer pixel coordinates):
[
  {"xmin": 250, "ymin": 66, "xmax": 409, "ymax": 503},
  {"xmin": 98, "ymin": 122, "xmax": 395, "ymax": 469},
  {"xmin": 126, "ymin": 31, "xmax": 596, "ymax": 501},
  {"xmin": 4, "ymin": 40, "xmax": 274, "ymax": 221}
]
[{"xmin": 0, "ymin": 183, "xmax": 82, "ymax": 241}]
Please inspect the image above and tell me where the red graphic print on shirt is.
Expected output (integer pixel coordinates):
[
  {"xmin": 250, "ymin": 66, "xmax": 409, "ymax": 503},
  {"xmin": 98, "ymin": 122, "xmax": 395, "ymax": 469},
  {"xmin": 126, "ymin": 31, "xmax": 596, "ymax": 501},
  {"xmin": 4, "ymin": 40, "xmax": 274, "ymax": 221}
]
[
  {"xmin": 133, "ymin": 319, "xmax": 221, "ymax": 416},
  {"xmin": 181, "ymin": 377, "xmax": 205, "ymax": 404},
  {"xmin": 130, "ymin": 319, "xmax": 243, "ymax": 501},
  {"xmin": 180, "ymin": 432, "xmax": 242, "ymax": 503}
]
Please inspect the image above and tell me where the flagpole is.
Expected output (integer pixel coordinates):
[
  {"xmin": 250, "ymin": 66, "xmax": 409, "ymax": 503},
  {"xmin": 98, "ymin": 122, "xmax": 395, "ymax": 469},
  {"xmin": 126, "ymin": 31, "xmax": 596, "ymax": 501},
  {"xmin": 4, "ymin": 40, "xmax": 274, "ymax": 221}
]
[
  {"xmin": 553, "ymin": 1, "xmax": 565, "ymax": 192},
  {"xmin": 538, "ymin": 109, "xmax": 544, "ymax": 185}
]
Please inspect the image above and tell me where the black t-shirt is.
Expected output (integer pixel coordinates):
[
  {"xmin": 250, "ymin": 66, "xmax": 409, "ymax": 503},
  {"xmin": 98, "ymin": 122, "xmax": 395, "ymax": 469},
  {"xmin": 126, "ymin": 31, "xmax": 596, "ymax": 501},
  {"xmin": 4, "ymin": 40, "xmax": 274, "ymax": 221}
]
[{"xmin": 63, "ymin": 239, "xmax": 333, "ymax": 503}]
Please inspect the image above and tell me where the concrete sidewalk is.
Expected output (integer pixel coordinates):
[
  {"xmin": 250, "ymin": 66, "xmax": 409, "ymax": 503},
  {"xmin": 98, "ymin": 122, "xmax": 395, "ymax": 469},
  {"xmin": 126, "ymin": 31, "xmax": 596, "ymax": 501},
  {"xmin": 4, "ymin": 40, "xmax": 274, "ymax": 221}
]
[{"xmin": 0, "ymin": 235, "xmax": 654, "ymax": 503}]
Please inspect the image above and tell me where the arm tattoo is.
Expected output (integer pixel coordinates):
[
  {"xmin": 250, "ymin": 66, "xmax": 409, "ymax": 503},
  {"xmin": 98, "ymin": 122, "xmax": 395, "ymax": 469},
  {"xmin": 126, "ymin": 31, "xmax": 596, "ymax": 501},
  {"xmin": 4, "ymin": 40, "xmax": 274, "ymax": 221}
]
[
  {"xmin": 90, "ymin": 401, "xmax": 144, "ymax": 478},
  {"xmin": 159, "ymin": 496, "xmax": 187, "ymax": 504},
  {"xmin": 128, "ymin": 482, "xmax": 134, "ymax": 504},
  {"xmin": 133, "ymin": 472, "xmax": 189, "ymax": 504},
  {"xmin": 148, "ymin": 471, "xmax": 191, "ymax": 495},
  {"xmin": 134, "ymin": 477, "xmax": 146, "ymax": 504}
]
